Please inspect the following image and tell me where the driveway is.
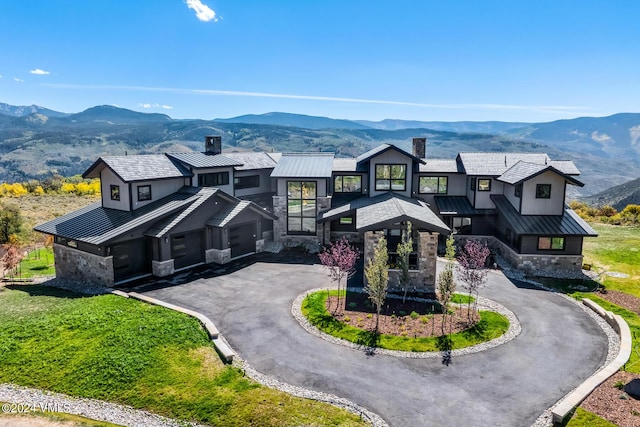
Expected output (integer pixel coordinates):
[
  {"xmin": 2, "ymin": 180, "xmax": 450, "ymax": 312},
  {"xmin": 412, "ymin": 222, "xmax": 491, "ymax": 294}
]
[{"xmin": 131, "ymin": 253, "xmax": 608, "ymax": 427}]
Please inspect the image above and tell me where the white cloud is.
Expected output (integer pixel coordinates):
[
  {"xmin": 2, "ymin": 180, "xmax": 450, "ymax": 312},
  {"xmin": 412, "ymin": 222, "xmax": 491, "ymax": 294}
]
[
  {"xmin": 30, "ymin": 68, "xmax": 50, "ymax": 75},
  {"xmin": 45, "ymin": 83, "xmax": 589, "ymax": 116},
  {"xmin": 185, "ymin": 0, "xmax": 217, "ymax": 22},
  {"xmin": 139, "ymin": 103, "xmax": 174, "ymax": 110},
  {"xmin": 13, "ymin": 77, "xmax": 24, "ymax": 82}
]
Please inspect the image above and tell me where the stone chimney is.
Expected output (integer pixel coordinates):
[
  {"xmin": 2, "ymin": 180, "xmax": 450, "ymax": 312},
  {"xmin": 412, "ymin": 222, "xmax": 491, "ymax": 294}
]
[
  {"xmin": 412, "ymin": 137, "xmax": 426, "ymax": 159},
  {"xmin": 204, "ymin": 136, "xmax": 222, "ymax": 155}
]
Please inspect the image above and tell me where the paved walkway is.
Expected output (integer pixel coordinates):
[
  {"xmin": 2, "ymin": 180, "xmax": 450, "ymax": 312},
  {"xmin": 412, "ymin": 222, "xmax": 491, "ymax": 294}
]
[{"xmin": 132, "ymin": 253, "xmax": 608, "ymax": 427}]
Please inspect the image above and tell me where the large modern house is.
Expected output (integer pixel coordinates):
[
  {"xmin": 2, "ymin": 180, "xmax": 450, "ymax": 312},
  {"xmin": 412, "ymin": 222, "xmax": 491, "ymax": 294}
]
[{"xmin": 35, "ymin": 136, "xmax": 597, "ymax": 289}]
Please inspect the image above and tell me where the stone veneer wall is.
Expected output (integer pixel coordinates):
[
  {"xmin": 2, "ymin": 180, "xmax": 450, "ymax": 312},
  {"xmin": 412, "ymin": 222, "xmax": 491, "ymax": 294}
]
[
  {"xmin": 152, "ymin": 259, "xmax": 174, "ymax": 277},
  {"xmin": 206, "ymin": 248, "xmax": 231, "ymax": 264},
  {"xmin": 453, "ymin": 235, "xmax": 584, "ymax": 274},
  {"xmin": 363, "ymin": 231, "xmax": 438, "ymax": 293},
  {"xmin": 273, "ymin": 195, "xmax": 331, "ymax": 249},
  {"xmin": 53, "ymin": 243, "xmax": 114, "ymax": 287}
]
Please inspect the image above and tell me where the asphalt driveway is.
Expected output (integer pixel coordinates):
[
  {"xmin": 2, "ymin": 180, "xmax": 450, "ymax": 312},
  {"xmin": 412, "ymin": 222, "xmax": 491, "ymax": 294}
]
[{"xmin": 131, "ymin": 253, "xmax": 608, "ymax": 427}]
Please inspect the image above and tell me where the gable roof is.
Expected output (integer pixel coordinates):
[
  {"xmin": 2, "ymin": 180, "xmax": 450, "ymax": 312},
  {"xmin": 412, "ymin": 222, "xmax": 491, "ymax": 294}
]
[
  {"xmin": 34, "ymin": 187, "xmax": 203, "ymax": 245},
  {"xmin": 491, "ymin": 195, "xmax": 597, "ymax": 236},
  {"xmin": 83, "ymin": 154, "xmax": 192, "ymax": 182},
  {"xmin": 319, "ymin": 192, "xmax": 450, "ymax": 234},
  {"xmin": 356, "ymin": 144, "xmax": 426, "ymax": 169},
  {"xmin": 270, "ymin": 153, "xmax": 335, "ymax": 178},
  {"xmin": 166, "ymin": 152, "xmax": 244, "ymax": 169},
  {"xmin": 549, "ymin": 160, "xmax": 581, "ymax": 175},
  {"xmin": 206, "ymin": 200, "xmax": 277, "ymax": 228},
  {"xmin": 497, "ymin": 161, "xmax": 584, "ymax": 186},
  {"xmin": 457, "ymin": 152, "xmax": 551, "ymax": 176}
]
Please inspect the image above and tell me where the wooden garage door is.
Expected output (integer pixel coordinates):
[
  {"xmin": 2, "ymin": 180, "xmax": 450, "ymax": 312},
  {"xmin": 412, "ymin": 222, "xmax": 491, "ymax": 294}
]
[
  {"xmin": 171, "ymin": 231, "xmax": 204, "ymax": 269},
  {"xmin": 112, "ymin": 239, "xmax": 150, "ymax": 282},
  {"xmin": 229, "ymin": 222, "xmax": 256, "ymax": 258}
]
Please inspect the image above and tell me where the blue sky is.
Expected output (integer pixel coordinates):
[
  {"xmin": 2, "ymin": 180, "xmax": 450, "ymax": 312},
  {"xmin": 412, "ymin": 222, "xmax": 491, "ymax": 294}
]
[{"xmin": 1, "ymin": 0, "xmax": 639, "ymax": 122}]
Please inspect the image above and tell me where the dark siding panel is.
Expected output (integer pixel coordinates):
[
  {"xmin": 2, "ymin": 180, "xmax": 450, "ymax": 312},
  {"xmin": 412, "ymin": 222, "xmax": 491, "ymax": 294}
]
[
  {"xmin": 172, "ymin": 231, "xmax": 204, "ymax": 269},
  {"xmin": 229, "ymin": 222, "xmax": 256, "ymax": 258},
  {"xmin": 112, "ymin": 239, "xmax": 150, "ymax": 282}
]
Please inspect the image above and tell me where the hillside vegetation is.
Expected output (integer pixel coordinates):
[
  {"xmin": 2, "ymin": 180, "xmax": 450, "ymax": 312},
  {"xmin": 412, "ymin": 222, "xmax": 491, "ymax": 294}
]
[{"xmin": 3, "ymin": 105, "xmax": 640, "ymax": 195}]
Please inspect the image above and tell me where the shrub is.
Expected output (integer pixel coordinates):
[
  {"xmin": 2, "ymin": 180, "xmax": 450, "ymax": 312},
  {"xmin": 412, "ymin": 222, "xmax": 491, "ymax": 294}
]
[{"xmin": 410, "ymin": 311, "xmax": 419, "ymax": 320}]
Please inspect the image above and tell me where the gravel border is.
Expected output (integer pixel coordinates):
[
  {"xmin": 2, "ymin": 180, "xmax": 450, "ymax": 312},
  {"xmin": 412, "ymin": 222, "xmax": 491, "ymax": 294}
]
[
  {"xmin": 292, "ymin": 288, "xmax": 521, "ymax": 359},
  {"xmin": 230, "ymin": 348, "xmax": 388, "ymax": 427},
  {"xmin": 0, "ymin": 383, "xmax": 205, "ymax": 427}
]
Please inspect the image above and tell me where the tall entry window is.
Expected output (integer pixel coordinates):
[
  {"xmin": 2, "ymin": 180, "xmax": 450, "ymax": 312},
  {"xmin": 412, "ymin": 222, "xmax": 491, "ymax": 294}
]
[
  {"xmin": 375, "ymin": 164, "xmax": 406, "ymax": 191},
  {"xmin": 287, "ymin": 181, "xmax": 316, "ymax": 234}
]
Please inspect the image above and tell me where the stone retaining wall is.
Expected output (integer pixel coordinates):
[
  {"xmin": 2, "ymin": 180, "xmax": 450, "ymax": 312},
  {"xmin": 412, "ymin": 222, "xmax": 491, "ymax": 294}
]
[{"xmin": 53, "ymin": 243, "xmax": 114, "ymax": 287}]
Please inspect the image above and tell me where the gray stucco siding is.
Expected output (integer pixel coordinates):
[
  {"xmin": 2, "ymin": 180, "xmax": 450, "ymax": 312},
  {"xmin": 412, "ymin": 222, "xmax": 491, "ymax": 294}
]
[
  {"xmin": 504, "ymin": 182, "xmax": 522, "ymax": 211},
  {"xmin": 473, "ymin": 178, "xmax": 504, "ymax": 209},
  {"xmin": 100, "ymin": 167, "xmax": 131, "ymax": 211},
  {"xmin": 520, "ymin": 171, "xmax": 566, "ymax": 215},
  {"xmin": 131, "ymin": 178, "xmax": 186, "ymax": 210}
]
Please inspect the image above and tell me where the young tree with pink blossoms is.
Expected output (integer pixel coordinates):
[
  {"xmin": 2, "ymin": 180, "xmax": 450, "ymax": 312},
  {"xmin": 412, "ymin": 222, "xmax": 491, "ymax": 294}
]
[
  {"xmin": 318, "ymin": 236, "xmax": 360, "ymax": 313},
  {"xmin": 457, "ymin": 239, "xmax": 490, "ymax": 320}
]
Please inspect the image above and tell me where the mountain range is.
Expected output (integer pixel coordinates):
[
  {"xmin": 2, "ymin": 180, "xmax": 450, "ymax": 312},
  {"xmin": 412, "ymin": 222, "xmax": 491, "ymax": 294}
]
[{"xmin": 1, "ymin": 103, "xmax": 640, "ymax": 198}]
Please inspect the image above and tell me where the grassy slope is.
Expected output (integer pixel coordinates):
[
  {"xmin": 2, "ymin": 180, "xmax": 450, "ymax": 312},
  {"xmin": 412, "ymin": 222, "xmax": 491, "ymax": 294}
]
[
  {"xmin": 0, "ymin": 285, "xmax": 365, "ymax": 427},
  {"xmin": 563, "ymin": 222, "xmax": 640, "ymax": 426}
]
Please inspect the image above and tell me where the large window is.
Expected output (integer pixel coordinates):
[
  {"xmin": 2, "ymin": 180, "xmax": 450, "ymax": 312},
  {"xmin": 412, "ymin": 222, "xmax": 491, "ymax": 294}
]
[
  {"xmin": 234, "ymin": 175, "xmax": 260, "ymax": 189},
  {"xmin": 451, "ymin": 217, "xmax": 472, "ymax": 234},
  {"xmin": 375, "ymin": 164, "xmax": 406, "ymax": 191},
  {"xmin": 334, "ymin": 175, "xmax": 362, "ymax": 193},
  {"xmin": 538, "ymin": 236, "xmax": 565, "ymax": 250},
  {"xmin": 199, "ymin": 171, "xmax": 229, "ymax": 187},
  {"xmin": 287, "ymin": 181, "xmax": 316, "ymax": 234},
  {"xmin": 137, "ymin": 185, "xmax": 151, "ymax": 201},
  {"xmin": 536, "ymin": 184, "xmax": 551, "ymax": 199},
  {"xmin": 477, "ymin": 178, "xmax": 491, "ymax": 191},
  {"xmin": 110, "ymin": 185, "xmax": 120, "ymax": 201},
  {"xmin": 419, "ymin": 176, "xmax": 448, "ymax": 194}
]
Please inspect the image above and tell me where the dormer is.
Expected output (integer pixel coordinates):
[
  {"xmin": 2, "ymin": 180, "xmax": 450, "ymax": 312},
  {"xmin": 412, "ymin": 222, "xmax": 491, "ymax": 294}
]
[
  {"xmin": 83, "ymin": 155, "xmax": 193, "ymax": 212},
  {"xmin": 497, "ymin": 161, "xmax": 584, "ymax": 215},
  {"xmin": 355, "ymin": 144, "xmax": 426, "ymax": 199}
]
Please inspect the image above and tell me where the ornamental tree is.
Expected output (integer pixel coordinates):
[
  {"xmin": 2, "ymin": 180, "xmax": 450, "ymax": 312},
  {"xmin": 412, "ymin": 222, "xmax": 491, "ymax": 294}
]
[
  {"xmin": 1, "ymin": 244, "xmax": 22, "ymax": 280},
  {"xmin": 364, "ymin": 235, "xmax": 389, "ymax": 332},
  {"xmin": 318, "ymin": 236, "xmax": 360, "ymax": 313},
  {"xmin": 457, "ymin": 239, "xmax": 490, "ymax": 320},
  {"xmin": 437, "ymin": 234, "xmax": 456, "ymax": 334},
  {"xmin": 396, "ymin": 221, "xmax": 413, "ymax": 304}
]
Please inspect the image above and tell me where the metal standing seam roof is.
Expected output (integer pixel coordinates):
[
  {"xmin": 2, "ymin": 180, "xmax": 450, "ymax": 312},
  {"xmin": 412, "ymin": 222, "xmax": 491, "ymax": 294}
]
[
  {"xmin": 457, "ymin": 152, "xmax": 552, "ymax": 176},
  {"xmin": 34, "ymin": 189, "xmax": 201, "ymax": 245},
  {"xmin": 491, "ymin": 195, "xmax": 597, "ymax": 236},
  {"xmin": 319, "ymin": 193, "xmax": 450, "ymax": 234},
  {"xmin": 206, "ymin": 200, "xmax": 277, "ymax": 228},
  {"xmin": 497, "ymin": 161, "xmax": 584, "ymax": 186},
  {"xmin": 83, "ymin": 155, "xmax": 193, "ymax": 182},
  {"xmin": 332, "ymin": 158, "xmax": 358, "ymax": 172},
  {"xmin": 166, "ymin": 152, "xmax": 244, "ymax": 169},
  {"xmin": 434, "ymin": 196, "xmax": 496, "ymax": 216},
  {"xmin": 223, "ymin": 152, "xmax": 278, "ymax": 170},
  {"xmin": 270, "ymin": 153, "xmax": 335, "ymax": 178}
]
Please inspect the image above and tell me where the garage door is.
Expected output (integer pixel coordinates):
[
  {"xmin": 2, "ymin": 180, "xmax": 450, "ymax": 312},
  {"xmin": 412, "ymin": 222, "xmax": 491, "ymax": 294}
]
[
  {"xmin": 171, "ymin": 231, "xmax": 204, "ymax": 269},
  {"xmin": 112, "ymin": 239, "xmax": 151, "ymax": 282},
  {"xmin": 229, "ymin": 222, "xmax": 256, "ymax": 258}
]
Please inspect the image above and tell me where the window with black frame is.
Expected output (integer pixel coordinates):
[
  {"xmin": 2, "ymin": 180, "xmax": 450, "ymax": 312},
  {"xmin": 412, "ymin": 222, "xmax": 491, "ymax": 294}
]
[
  {"xmin": 287, "ymin": 181, "xmax": 316, "ymax": 234},
  {"xmin": 334, "ymin": 175, "xmax": 362, "ymax": 193},
  {"xmin": 375, "ymin": 164, "xmax": 406, "ymax": 191},
  {"xmin": 199, "ymin": 172, "xmax": 229, "ymax": 187},
  {"xmin": 419, "ymin": 176, "xmax": 447, "ymax": 194}
]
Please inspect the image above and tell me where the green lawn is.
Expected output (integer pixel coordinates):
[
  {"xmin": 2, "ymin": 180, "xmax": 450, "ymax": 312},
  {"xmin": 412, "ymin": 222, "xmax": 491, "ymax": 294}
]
[
  {"xmin": 15, "ymin": 247, "xmax": 55, "ymax": 278},
  {"xmin": 563, "ymin": 408, "xmax": 617, "ymax": 427},
  {"xmin": 0, "ymin": 285, "xmax": 366, "ymax": 427},
  {"xmin": 302, "ymin": 290, "xmax": 509, "ymax": 352},
  {"xmin": 583, "ymin": 223, "xmax": 640, "ymax": 297}
]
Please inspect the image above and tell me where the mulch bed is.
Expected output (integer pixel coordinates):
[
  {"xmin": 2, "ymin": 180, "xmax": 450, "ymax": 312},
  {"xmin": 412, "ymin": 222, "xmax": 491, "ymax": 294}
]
[
  {"xmin": 596, "ymin": 289, "xmax": 640, "ymax": 315},
  {"xmin": 578, "ymin": 290, "xmax": 640, "ymax": 425},
  {"xmin": 581, "ymin": 371, "xmax": 640, "ymax": 427},
  {"xmin": 325, "ymin": 293, "xmax": 479, "ymax": 338}
]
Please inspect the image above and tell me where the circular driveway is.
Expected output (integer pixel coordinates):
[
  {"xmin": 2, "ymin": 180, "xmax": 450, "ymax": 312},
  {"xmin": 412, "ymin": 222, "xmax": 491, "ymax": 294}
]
[{"xmin": 133, "ymin": 253, "xmax": 608, "ymax": 427}]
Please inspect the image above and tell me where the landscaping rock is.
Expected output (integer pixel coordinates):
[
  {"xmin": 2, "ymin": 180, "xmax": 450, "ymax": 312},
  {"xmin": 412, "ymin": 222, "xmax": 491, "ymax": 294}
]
[{"xmin": 624, "ymin": 379, "xmax": 640, "ymax": 399}]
